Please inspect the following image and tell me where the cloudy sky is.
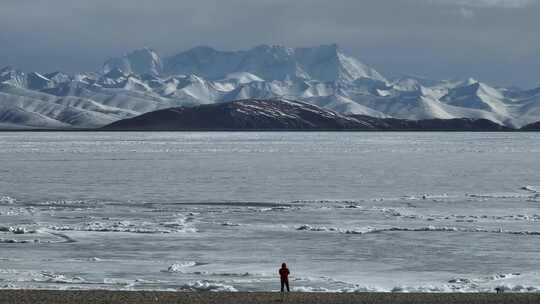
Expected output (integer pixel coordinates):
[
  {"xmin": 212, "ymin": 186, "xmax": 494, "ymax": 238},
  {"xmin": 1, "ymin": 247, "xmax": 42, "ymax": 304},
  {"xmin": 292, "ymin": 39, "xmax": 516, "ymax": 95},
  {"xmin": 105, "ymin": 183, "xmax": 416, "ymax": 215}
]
[{"xmin": 1, "ymin": 0, "xmax": 538, "ymax": 87}]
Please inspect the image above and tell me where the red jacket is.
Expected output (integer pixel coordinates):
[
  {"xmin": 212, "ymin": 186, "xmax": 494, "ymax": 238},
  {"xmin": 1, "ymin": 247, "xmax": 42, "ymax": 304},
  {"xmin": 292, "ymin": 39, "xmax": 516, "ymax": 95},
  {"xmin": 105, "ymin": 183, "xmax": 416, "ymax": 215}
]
[{"xmin": 279, "ymin": 268, "xmax": 290, "ymax": 280}]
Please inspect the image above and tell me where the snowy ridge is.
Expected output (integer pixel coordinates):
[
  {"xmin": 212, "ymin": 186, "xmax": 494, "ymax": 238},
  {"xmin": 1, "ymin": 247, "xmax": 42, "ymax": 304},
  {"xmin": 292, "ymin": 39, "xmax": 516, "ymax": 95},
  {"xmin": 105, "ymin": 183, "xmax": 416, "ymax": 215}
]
[{"xmin": 1, "ymin": 44, "xmax": 540, "ymax": 129}]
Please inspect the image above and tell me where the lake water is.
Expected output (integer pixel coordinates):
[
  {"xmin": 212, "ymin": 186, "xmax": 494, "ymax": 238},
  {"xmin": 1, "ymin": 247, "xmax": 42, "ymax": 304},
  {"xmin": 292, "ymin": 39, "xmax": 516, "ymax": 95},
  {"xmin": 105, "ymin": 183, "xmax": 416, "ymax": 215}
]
[{"xmin": 1, "ymin": 132, "xmax": 539, "ymax": 292}]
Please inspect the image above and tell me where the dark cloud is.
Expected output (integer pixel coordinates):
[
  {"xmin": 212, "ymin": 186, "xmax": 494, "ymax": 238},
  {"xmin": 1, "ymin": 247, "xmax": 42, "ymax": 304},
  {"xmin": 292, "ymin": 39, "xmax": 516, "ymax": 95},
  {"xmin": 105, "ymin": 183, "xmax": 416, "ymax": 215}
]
[{"xmin": 0, "ymin": 0, "xmax": 538, "ymax": 87}]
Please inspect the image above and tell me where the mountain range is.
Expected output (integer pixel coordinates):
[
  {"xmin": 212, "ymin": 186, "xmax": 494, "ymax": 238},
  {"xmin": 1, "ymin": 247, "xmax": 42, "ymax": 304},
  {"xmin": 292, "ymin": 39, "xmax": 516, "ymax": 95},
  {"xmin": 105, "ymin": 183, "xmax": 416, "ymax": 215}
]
[{"xmin": 1, "ymin": 44, "xmax": 539, "ymax": 130}]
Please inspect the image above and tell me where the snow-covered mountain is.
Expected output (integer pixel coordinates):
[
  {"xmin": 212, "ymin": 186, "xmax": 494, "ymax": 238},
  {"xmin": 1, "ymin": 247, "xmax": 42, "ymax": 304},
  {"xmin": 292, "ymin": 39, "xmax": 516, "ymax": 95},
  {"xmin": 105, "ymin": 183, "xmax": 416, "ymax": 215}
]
[
  {"xmin": 163, "ymin": 44, "xmax": 386, "ymax": 83},
  {"xmin": 0, "ymin": 44, "xmax": 539, "ymax": 129}
]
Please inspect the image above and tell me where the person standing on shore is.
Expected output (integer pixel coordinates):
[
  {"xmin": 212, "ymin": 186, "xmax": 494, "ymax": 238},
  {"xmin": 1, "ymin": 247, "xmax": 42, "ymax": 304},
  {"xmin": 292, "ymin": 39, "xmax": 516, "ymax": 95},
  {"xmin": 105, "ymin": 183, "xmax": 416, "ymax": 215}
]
[{"xmin": 279, "ymin": 263, "xmax": 290, "ymax": 292}]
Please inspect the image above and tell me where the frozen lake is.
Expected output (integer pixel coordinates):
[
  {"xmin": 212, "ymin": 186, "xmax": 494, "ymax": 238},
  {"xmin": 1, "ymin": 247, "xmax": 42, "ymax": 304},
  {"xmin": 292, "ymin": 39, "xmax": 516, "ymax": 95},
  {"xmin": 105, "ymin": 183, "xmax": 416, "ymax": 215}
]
[{"xmin": 1, "ymin": 132, "xmax": 540, "ymax": 292}]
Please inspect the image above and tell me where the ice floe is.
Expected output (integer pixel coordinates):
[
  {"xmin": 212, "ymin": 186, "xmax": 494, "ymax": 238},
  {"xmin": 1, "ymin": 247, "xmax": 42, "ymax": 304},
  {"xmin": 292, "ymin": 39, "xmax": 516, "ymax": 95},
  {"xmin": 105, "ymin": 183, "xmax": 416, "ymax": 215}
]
[
  {"xmin": 0, "ymin": 196, "xmax": 16, "ymax": 205},
  {"xmin": 296, "ymin": 224, "xmax": 540, "ymax": 236},
  {"xmin": 33, "ymin": 272, "xmax": 86, "ymax": 284},
  {"xmin": 521, "ymin": 185, "xmax": 540, "ymax": 193},
  {"xmin": 179, "ymin": 280, "xmax": 237, "ymax": 292},
  {"xmin": 0, "ymin": 226, "xmax": 34, "ymax": 234},
  {"xmin": 0, "ymin": 238, "xmax": 38, "ymax": 244},
  {"xmin": 166, "ymin": 262, "xmax": 198, "ymax": 273},
  {"xmin": 48, "ymin": 216, "xmax": 197, "ymax": 234}
]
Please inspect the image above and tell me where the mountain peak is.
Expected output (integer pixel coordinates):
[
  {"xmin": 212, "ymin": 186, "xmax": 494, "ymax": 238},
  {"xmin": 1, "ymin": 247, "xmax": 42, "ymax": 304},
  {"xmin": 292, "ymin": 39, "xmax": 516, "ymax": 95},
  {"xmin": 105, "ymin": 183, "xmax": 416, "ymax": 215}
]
[
  {"xmin": 297, "ymin": 43, "xmax": 340, "ymax": 53},
  {"xmin": 0, "ymin": 66, "xmax": 26, "ymax": 87},
  {"xmin": 0, "ymin": 66, "xmax": 17, "ymax": 73},
  {"xmin": 0, "ymin": 66, "xmax": 24, "ymax": 77},
  {"xmin": 162, "ymin": 44, "xmax": 384, "ymax": 83},
  {"xmin": 44, "ymin": 71, "xmax": 72, "ymax": 84},
  {"xmin": 468, "ymin": 77, "xmax": 478, "ymax": 83},
  {"xmin": 103, "ymin": 48, "xmax": 162, "ymax": 76},
  {"xmin": 253, "ymin": 44, "xmax": 294, "ymax": 54},
  {"xmin": 294, "ymin": 44, "xmax": 386, "ymax": 83},
  {"xmin": 129, "ymin": 47, "xmax": 160, "ymax": 59},
  {"xmin": 253, "ymin": 43, "xmax": 342, "ymax": 56},
  {"xmin": 456, "ymin": 80, "xmax": 503, "ymax": 98}
]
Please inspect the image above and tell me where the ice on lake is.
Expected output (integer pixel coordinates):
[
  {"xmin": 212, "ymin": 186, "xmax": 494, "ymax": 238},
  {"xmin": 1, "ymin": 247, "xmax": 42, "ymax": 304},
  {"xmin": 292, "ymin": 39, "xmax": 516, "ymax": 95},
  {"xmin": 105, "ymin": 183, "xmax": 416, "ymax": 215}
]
[{"xmin": 1, "ymin": 131, "xmax": 540, "ymax": 292}]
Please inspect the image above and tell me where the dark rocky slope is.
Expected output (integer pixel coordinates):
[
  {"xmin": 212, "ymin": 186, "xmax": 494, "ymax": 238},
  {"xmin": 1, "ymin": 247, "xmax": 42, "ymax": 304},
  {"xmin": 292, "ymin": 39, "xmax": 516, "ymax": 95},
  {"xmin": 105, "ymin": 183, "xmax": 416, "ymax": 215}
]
[
  {"xmin": 521, "ymin": 121, "xmax": 540, "ymax": 130},
  {"xmin": 103, "ymin": 99, "xmax": 512, "ymax": 131},
  {"xmin": 350, "ymin": 115, "xmax": 510, "ymax": 131}
]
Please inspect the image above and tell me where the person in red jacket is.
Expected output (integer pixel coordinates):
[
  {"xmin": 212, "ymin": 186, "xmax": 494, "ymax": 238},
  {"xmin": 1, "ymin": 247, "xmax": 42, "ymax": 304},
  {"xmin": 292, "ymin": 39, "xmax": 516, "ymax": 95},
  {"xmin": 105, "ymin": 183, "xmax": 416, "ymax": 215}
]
[{"xmin": 279, "ymin": 263, "xmax": 290, "ymax": 292}]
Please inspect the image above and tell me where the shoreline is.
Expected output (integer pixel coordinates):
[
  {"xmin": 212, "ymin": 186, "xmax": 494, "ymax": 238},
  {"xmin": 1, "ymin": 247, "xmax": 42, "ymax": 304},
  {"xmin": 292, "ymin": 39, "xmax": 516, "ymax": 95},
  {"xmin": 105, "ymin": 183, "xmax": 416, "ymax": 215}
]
[
  {"xmin": 0, "ymin": 128, "xmax": 534, "ymax": 132},
  {"xmin": 1, "ymin": 290, "xmax": 540, "ymax": 304}
]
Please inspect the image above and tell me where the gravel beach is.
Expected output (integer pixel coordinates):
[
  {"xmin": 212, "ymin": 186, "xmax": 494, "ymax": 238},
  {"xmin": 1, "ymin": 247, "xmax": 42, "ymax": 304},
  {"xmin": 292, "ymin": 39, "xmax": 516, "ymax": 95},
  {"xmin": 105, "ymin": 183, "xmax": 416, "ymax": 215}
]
[{"xmin": 1, "ymin": 290, "xmax": 540, "ymax": 304}]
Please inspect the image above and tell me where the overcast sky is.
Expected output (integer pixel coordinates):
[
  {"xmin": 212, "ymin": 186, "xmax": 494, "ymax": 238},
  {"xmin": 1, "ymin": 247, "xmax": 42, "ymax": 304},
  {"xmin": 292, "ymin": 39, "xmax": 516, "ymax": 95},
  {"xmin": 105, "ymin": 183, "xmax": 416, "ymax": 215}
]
[{"xmin": 0, "ymin": 0, "xmax": 538, "ymax": 87}]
